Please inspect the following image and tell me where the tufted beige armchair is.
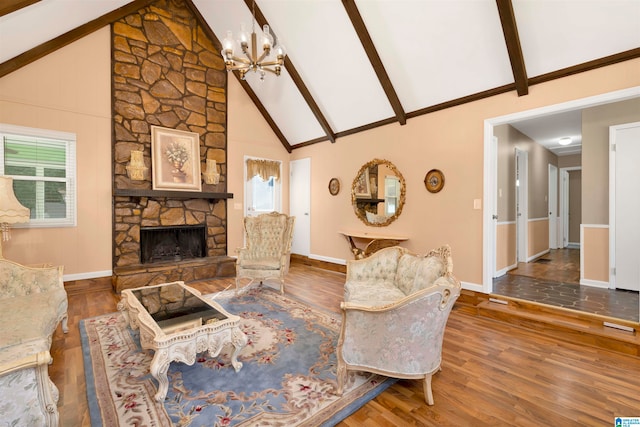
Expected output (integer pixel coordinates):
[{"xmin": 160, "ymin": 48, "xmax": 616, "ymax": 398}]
[
  {"xmin": 236, "ymin": 212, "xmax": 295, "ymax": 294},
  {"xmin": 335, "ymin": 245, "xmax": 461, "ymax": 405}
]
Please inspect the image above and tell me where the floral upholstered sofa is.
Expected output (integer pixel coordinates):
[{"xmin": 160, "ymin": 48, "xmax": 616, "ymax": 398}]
[
  {"xmin": 0, "ymin": 258, "xmax": 68, "ymax": 427},
  {"xmin": 336, "ymin": 245, "xmax": 460, "ymax": 405}
]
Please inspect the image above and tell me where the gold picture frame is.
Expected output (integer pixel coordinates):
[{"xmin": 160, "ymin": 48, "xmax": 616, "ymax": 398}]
[
  {"xmin": 424, "ymin": 169, "xmax": 445, "ymax": 193},
  {"xmin": 151, "ymin": 126, "xmax": 202, "ymax": 192},
  {"xmin": 328, "ymin": 177, "xmax": 340, "ymax": 196},
  {"xmin": 353, "ymin": 168, "xmax": 370, "ymax": 198}
]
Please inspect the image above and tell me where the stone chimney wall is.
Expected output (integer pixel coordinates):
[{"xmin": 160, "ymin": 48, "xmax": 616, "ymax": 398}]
[{"xmin": 111, "ymin": 0, "xmax": 229, "ymax": 273}]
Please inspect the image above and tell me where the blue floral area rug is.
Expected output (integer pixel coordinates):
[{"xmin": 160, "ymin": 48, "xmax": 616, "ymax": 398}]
[{"xmin": 81, "ymin": 284, "xmax": 396, "ymax": 426}]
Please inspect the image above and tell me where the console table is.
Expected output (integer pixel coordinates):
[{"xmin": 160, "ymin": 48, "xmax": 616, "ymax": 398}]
[{"xmin": 339, "ymin": 230, "xmax": 409, "ymax": 259}]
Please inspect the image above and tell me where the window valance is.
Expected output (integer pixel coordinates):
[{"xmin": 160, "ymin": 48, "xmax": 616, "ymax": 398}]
[{"xmin": 246, "ymin": 159, "xmax": 281, "ymax": 182}]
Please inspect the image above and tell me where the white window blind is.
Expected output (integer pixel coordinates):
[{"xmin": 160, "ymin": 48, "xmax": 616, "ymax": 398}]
[{"xmin": 0, "ymin": 124, "xmax": 77, "ymax": 228}]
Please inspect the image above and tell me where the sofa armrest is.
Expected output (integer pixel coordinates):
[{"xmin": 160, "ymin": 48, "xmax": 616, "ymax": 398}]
[
  {"xmin": 0, "ymin": 259, "xmax": 64, "ymax": 298},
  {"xmin": 0, "ymin": 350, "xmax": 59, "ymax": 427}
]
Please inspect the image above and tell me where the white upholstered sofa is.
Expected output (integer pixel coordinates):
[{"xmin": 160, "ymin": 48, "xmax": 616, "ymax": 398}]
[
  {"xmin": 336, "ymin": 245, "xmax": 460, "ymax": 405},
  {"xmin": 0, "ymin": 258, "xmax": 68, "ymax": 427}
]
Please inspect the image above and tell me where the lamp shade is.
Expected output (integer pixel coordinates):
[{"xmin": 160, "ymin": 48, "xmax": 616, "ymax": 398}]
[{"xmin": 0, "ymin": 176, "xmax": 29, "ymax": 224}]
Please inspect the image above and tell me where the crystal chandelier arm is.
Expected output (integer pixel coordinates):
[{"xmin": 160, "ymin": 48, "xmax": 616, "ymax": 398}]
[
  {"xmin": 260, "ymin": 67, "xmax": 281, "ymax": 75},
  {"xmin": 227, "ymin": 56, "xmax": 252, "ymax": 66},
  {"xmin": 255, "ymin": 48, "xmax": 271, "ymax": 64},
  {"xmin": 258, "ymin": 60, "xmax": 282, "ymax": 67}
]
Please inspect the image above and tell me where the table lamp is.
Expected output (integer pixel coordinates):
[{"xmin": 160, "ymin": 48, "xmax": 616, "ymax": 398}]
[{"xmin": 0, "ymin": 176, "xmax": 30, "ymax": 258}]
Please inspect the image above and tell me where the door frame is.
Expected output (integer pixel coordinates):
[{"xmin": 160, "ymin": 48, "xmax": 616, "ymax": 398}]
[
  {"xmin": 559, "ymin": 166, "xmax": 581, "ymax": 249},
  {"xmin": 482, "ymin": 86, "xmax": 640, "ymax": 294}
]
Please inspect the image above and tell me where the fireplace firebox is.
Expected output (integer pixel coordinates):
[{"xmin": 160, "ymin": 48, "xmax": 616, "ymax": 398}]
[{"xmin": 140, "ymin": 225, "xmax": 206, "ymax": 264}]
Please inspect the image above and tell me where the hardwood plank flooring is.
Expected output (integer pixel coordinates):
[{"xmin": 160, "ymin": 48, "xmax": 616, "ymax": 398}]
[{"xmin": 50, "ymin": 264, "xmax": 640, "ymax": 426}]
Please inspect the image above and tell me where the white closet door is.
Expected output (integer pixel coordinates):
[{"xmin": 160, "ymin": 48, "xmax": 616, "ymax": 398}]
[{"xmin": 612, "ymin": 123, "xmax": 640, "ymax": 291}]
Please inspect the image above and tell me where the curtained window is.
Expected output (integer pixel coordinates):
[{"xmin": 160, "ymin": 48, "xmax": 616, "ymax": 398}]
[
  {"xmin": 245, "ymin": 157, "xmax": 282, "ymax": 214},
  {"xmin": 246, "ymin": 158, "xmax": 281, "ymax": 182}
]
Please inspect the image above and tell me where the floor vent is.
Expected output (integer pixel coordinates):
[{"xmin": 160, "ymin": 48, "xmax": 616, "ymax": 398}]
[{"xmin": 603, "ymin": 322, "xmax": 635, "ymax": 333}]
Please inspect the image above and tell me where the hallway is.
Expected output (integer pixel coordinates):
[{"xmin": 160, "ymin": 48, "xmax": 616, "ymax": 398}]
[{"xmin": 493, "ymin": 248, "xmax": 639, "ymax": 322}]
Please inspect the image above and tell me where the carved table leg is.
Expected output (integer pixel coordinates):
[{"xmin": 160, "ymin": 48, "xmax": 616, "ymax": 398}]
[
  {"xmin": 229, "ymin": 327, "xmax": 248, "ymax": 372},
  {"xmin": 150, "ymin": 350, "xmax": 171, "ymax": 402}
]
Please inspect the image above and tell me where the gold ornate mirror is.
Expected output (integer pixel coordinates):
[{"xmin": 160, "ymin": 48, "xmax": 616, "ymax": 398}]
[{"xmin": 351, "ymin": 158, "xmax": 406, "ymax": 227}]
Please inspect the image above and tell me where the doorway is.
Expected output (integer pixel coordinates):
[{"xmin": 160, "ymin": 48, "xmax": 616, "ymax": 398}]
[
  {"xmin": 290, "ymin": 158, "xmax": 310, "ymax": 257},
  {"xmin": 483, "ymin": 86, "xmax": 640, "ymax": 323}
]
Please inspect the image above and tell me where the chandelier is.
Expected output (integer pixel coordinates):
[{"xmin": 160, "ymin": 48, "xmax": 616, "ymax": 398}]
[{"xmin": 221, "ymin": 1, "xmax": 286, "ymax": 81}]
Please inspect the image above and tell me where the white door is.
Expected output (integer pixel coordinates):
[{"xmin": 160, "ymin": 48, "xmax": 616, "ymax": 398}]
[
  {"xmin": 516, "ymin": 149, "xmax": 528, "ymax": 263},
  {"xmin": 610, "ymin": 122, "xmax": 640, "ymax": 291},
  {"xmin": 548, "ymin": 164, "xmax": 558, "ymax": 249},
  {"xmin": 290, "ymin": 158, "xmax": 310, "ymax": 257}
]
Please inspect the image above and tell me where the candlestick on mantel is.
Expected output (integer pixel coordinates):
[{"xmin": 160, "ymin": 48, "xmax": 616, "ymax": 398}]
[{"xmin": 202, "ymin": 159, "xmax": 220, "ymax": 184}]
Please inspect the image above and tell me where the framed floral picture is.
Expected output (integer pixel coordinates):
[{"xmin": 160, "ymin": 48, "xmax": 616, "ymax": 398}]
[
  {"xmin": 354, "ymin": 168, "xmax": 370, "ymax": 198},
  {"xmin": 151, "ymin": 126, "xmax": 202, "ymax": 192}
]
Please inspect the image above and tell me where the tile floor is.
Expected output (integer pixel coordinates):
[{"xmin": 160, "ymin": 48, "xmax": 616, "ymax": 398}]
[{"xmin": 493, "ymin": 249, "xmax": 639, "ymax": 322}]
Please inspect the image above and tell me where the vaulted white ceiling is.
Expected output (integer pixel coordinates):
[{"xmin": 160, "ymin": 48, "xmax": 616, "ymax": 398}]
[{"xmin": 1, "ymin": 0, "xmax": 639, "ymax": 153}]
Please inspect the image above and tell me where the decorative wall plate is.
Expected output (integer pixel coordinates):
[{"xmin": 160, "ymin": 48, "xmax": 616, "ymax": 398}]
[
  {"xmin": 424, "ymin": 169, "xmax": 445, "ymax": 193},
  {"xmin": 328, "ymin": 178, "xmax": 340, "ymax": 195}
]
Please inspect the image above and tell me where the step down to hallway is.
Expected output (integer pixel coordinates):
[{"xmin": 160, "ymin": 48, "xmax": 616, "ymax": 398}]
[{"xmin": 476, "ymin": 295, "xmax": 639, "ymax": 357}]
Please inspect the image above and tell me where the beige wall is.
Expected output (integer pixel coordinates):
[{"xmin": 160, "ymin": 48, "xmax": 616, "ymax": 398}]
[
  {"xmin": 582, "ymin": 226, "xmax": 609, "ymax": 283},
  {"xmin": 226, "ymin": 77, "xmax": 290, "ymax": 255},
  {"xmin": 495, "ymin": 222, "xmax": 516, "ymax": 272},
  {"xmin": 0, "ymin": 28, "xmax": 112, "ymax": 277},
  {"xmin": 1, "ymin": 26, "xmax": 639, "ymax": 288},
  {"xmin": 558, "ymin": 154, "xmax": 581, "ymax": 168},
  {"xmin": 528, "ymin": 219, "xmax": 549, "ymax": 258}
]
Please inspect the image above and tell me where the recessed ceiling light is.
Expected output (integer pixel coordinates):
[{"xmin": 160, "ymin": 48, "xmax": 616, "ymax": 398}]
[{"xmin": 558, "ymin": 137, "xmax": 572, "ymax": 146}]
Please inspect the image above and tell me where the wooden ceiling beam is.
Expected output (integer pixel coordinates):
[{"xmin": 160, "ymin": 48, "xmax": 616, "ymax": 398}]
[
  {"xmin": 529, "ymin": 47, "xmax": 640, "ymax": 86},
  {"xmin": 496, "ymin": 0, "xmax": 529, "ymax": 96},
  {"xmin": 342, "ymin": 0, "xmax": 407, "ymax": 125},
  {"xmin": 0, "ymin": 0, "xmax": 157, "ymax": 78},
  {"xmin": 0, "ymin": 0, "xmax": 40, "ymax": 18},
  {"xmin": 244, "ymin": 0, "xmax": 337, "ymax": 144}
]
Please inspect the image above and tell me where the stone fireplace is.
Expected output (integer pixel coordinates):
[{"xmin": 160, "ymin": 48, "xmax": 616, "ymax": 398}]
[
  {"xmin": 111, "ymin": 0, "xmax": 235, "ymax": 292},
  {"xmin": 140, "ymin": 224, "xmax": 206, "ymax": 264}
]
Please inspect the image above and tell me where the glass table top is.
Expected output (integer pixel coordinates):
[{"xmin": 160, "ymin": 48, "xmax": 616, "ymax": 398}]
[{"xmin": 131, "ymin": 282, "xmax": 227, "ymax": 334}]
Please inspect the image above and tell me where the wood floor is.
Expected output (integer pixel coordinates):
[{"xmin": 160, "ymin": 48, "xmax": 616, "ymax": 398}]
[
  {"xmin": 51, "ymin": 263, "xmax": 640, "ymax": 426},
  {"xmin": 494, "ymin": 249, "xmax": 639, "ymax": 322}
]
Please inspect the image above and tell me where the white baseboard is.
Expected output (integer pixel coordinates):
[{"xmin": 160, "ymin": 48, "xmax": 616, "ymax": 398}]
[
  {"xmin": 63, "ymin": 270, "xmax": 112, "ymax": 282},
  {"xmin": 579, "ymin": 278, "xmax": 610, "ymax": 289},
  {"xmin": 461, "ymin": 281, "xmax": 483, "ymax": 292},
  {"xmin": 567, "ymin": 242, "xmax": 580, "ymax": 249},
  {"xmin": 309, "ymin": 254, "xmax": 347, "ymax": 266},
  {"xmin": 495, "ymin": 263, "xmax": 517, "ymax": 278},
  {"xmin": 527, "ymin": 249, "xmax": 550, "ymax": 263}
]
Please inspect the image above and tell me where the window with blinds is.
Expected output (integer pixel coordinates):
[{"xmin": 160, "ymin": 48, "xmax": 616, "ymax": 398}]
[{"xmin": 0, "ymin": 124, "xmax": 76, "ymax": 228}]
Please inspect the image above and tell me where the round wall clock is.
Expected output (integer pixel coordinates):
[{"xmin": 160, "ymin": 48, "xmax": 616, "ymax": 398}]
[
  {"xmin": 424, "ymin": 169, "xmax": 445, "ymax": 193},
  {"xmin": 328, "ymin": 178, "xmax": 340, "ymax": 195}
]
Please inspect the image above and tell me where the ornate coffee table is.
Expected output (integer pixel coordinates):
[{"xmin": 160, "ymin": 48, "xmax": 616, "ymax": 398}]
[{"xmin": 118, "ymin": 281, "xmax": 247, "ymax": 401}]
